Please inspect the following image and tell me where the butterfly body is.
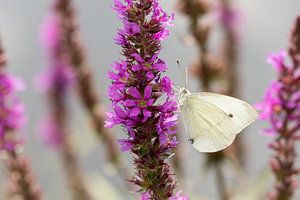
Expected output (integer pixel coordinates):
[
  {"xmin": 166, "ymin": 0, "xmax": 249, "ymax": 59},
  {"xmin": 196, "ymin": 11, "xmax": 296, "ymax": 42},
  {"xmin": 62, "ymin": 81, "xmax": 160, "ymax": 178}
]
[{"xmin": 177, "ymin": 87, "xmax": 258, "ymax": 153}]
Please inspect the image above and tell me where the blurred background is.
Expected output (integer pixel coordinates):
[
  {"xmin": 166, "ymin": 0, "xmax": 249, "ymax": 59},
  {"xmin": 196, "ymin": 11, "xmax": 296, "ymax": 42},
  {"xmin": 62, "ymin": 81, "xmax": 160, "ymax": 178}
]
[{"xmin": 0, "ymin": 0, "xmax": 299, "ymax": 199}]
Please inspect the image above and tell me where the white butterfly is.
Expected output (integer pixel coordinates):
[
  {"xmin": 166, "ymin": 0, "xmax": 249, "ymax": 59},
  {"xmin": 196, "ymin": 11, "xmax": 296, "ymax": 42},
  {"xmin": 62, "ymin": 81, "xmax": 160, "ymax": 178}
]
[{"xmin": 177, "ymin": 87, "xmax": 258, "ymax": 153}]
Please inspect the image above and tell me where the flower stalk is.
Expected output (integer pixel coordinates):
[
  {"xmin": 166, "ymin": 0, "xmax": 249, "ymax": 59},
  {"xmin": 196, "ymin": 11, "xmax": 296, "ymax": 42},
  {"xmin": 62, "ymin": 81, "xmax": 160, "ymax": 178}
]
[
  {"xmin": 257, "ymin": 16, "xmax": 300, "ymax": 200},
  {"xmin": 52, "ymin": 0, "xmax": 121, "ymax": 166},
  {"xmin": 40, "ymin": 6, "xmax": 92, "ymax": 200},
  {"xmin": 0, "ymin": 39, "xmax": 42, "ymax": 200},
  {"xmin": 5, "ymin": 151, "xmax": 42, "ymax": 200},
  {"xmin": 107, "ymin": 0, "xmax": 187, "ymax": 199},
  {"xmin": 45, "ymin": 69, "xmax": 92, "ymax": 200}
]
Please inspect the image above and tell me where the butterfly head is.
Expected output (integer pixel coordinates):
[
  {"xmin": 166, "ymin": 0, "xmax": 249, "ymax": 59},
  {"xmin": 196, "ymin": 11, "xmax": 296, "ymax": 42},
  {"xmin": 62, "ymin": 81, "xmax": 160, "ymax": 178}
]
[{"xmin": 177, "ymin": 87, "xmax": 191, "ymax": 106}]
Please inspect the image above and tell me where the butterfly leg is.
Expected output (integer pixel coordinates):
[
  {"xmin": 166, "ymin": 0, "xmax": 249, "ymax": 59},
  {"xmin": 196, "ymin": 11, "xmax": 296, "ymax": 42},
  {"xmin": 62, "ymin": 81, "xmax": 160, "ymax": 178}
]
[
  {"xmin": 180, "ymin": 114, "xmax": 193, "ymax": 143},
  {"xmin": 188, "ymin": 137, "xmax": 194, "ymax": 144}
]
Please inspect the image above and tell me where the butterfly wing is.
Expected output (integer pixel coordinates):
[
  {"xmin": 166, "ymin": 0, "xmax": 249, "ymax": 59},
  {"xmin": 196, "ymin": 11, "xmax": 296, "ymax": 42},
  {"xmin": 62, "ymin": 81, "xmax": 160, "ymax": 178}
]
[
  {"xmin": 181, "ymin": 92, "xmax": 257, "ymax": 153},
  {"xmin": 198, "ymin": 92, "xmax": 258, "ymax": 130}
]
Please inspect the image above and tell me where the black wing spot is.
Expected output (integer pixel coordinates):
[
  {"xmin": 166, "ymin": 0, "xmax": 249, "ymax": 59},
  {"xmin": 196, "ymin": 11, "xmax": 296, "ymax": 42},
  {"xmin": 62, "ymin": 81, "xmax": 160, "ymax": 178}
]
[
  {"xmin": 188, "ymin": 137, "xmax": 194, "ymax": 144},
  {"xmin": 228, "ymin": 113, "xmax": 233, "ymax": 118}
]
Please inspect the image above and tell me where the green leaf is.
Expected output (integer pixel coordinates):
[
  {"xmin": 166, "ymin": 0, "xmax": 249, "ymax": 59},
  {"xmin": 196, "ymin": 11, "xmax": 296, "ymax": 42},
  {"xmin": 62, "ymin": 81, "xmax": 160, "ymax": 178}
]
[
  {"xmin": 146, "ymin": 171, "xmax": 157, "ymax": 183},
  {"xmin": 139, "ymin": 146, "xmax": 150, "ymax": 157}
]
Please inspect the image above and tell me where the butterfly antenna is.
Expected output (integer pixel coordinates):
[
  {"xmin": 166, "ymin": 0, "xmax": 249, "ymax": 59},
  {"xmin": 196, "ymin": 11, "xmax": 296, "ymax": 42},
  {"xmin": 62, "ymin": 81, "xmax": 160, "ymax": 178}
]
[
  {"xmin": 176, "ymin": 60, "xmax": 185, "ymax": 87},
  {"xmin": 185, "ymin": 67, "xmax": 188, "ymax": 88}
]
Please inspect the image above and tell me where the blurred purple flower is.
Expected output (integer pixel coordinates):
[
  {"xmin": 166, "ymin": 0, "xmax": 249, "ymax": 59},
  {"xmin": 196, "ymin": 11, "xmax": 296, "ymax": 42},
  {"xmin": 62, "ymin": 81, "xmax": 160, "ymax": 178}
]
[
  {"xmin": 266, "ymin": 50, "xmax": 287, "ymax": 72},
  {"xmin": 217, "ymin": 5, "xmax": 240, "ymax": 28},
  {"xmin": 170, "ymin": 191, "xmax": 189, "ymax": 200},
  {"xmin": 0, "ymin": 73, "xmax": 25, "ymax": 151},
  {"xmin": 38, "ymin": 116, "xmax": 63, "ymax": 148},
  {"xmin": 141, "ymin": 192, "xmax": 150, "ymax": 200},
  {"xmin": 0, "ymin": 73, "xmax": 25, "ymax": 96},
  {"xmin": 35, "ymin": 63, "xmax": 75, "ymax": 93},
  {"xmin": 0, "ymin": 41, "xmax": 42, "ymax": 199},
  {"xmin": 257, "ymin": 16, "xmax": 300, "ymax": 199},
  {"xmin": 36, "ymin": 64, "xmax": 73, "ymax": 149},
  {"xmin": 38, "ymin": 8, "xmax": 74, "ymax": 148},
  {"xmin": 40, "ymin": 14, "xmax": 61, "ymax": 50},
  {"xmin": 256, "ymin": 50, "xmax": 300, "ymax": 136},
  {"xmin": 216, "ymin": 2, "xmax": 242, "ymax": 42}
]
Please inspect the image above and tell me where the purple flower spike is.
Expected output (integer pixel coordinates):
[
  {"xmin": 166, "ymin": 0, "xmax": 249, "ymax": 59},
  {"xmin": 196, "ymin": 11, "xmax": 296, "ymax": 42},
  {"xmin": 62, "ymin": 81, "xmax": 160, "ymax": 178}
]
[
  {"xmin": 257, "ymin": 16, "xmax": 300, "ymax": 200},
  {"xmin": 1, "ymin": 36, "xmax": 42, "ymax": 200},
  {"xmin": 38, "ymin": 6, "xmax": 74, "ymax": 149},
  {"xmin": 107, "ymin": 0, "xmax": 184, "ymax": 198}
]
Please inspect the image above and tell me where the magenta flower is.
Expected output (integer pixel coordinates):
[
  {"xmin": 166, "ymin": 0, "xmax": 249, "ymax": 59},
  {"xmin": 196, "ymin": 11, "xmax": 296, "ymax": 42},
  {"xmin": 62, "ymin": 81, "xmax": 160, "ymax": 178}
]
[
  {"xmin": 38, "ymin": 116, "xmax": 64, "ymax": 147},
  {"xmin": 0, "ymin": 73, "xmax": 25, "ymax": 151},
  {"xmin": 256, "ymin": 50, "xmax": 300, "ymax": 136},
  {"xmin": 170, "ymin": 191, "xmax": 189, "ymax": 200},
  {"xmin": 141, "ymin": 192, "xmax": 151, "ymax": 200},
  {"xmin": 257, "ymin": 16, "xmax": 300, "ymax": 199},
  {"xmin": 157, "ymin": 114, "xmax": 178, "ymax": 145},
  {"xmin": 0, "ymin": 39, "xmax": 42, "ymax": 200},
  {"xmin": 107, "ymin": 0, "xmax": 185, "ymax": 198},
  {"xmin": 38, "ymin": 8, "xmax": 74, "ymax": 148},
  {"xmin": 35, "ymin": 63, "xmax": 74, "ymax": 93},
  {"xmin": 36, "ymin": 63, "xmax": 74, "ymax": 149},
  {"xmin": 216, "ymin": 2, "xmax": 241, "ymax": 42},
  {"xmin": 160, "ymin": 76, "xmax": 172, "ymax": 95},
  {"xmin": 40, "ymin": 14, "xmax": 61, "ymax": 50},
  {"xmin": 125, "ymin": 86, "xmax": 154, "ymax": 121},
  {"xmin": 117, "ymin": 138, "xmax": 133, "ymax": 152},
  {"xmin": 266, "ymin": 50, "xmax": 287, "ymax": 72},
  {"xmin": 141, "ymin": 191, "xmax": 188, "ymax": 200}
]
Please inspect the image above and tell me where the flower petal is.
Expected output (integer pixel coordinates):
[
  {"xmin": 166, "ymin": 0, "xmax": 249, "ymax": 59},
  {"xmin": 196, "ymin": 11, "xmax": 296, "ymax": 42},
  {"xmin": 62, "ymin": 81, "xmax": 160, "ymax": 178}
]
[
  {"xmin": 131, "ymin": 107, "xmax": 141, "ymax": 117},
  {"xmin": 128, "ymin": 87, "xmax": 141, "ymax": 99},
  {"xmin": 117, "ymin": 139, "xmax": 133, "ymax": 152},
  {"xmin": 144, "ymin": 85, "xmax": 152, "ymax": 99},
  {"xmin": 131, "ymin": 53, "xmax": 144, "ymax": 63},
  {"xmin": 142, "ymin": 109, "xmax": 151, "ymax": 122},
  {"xmin": 123, "ymin": 99, "xmax": 137, "ymax": 107}
]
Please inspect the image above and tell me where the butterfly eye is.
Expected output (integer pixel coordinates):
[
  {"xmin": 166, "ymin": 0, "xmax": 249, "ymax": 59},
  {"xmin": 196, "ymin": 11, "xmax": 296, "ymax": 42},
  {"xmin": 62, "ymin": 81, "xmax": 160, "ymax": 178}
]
[{"xmin": 228, "ymin": 113, "xmax": 233, "ymax": 118}]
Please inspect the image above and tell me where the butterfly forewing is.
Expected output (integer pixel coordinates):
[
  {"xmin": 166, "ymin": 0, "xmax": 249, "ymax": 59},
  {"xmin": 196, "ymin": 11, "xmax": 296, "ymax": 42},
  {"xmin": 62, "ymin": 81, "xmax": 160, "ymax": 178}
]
[{"xmin": 197, "ymin": 92, "xmax": 258, "ymax": 131}]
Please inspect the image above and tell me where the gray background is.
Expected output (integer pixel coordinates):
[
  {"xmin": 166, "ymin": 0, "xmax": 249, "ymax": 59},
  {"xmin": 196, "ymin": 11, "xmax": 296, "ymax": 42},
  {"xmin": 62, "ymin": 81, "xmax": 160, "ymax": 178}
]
[{"xmin": 0, "ymin": 0, "xmax": 299, "ymax": 199}]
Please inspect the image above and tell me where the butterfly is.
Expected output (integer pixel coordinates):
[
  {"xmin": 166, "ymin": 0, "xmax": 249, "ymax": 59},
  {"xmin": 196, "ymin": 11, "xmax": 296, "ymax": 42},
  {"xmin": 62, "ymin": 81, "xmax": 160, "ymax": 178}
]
[
  {"xmin": 173, "ymin": 61, "xmax": 258, "ymax": 153},
  {"xmin": 177, "ymin": 87, "xmax": 258, "ymax": 153}
]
